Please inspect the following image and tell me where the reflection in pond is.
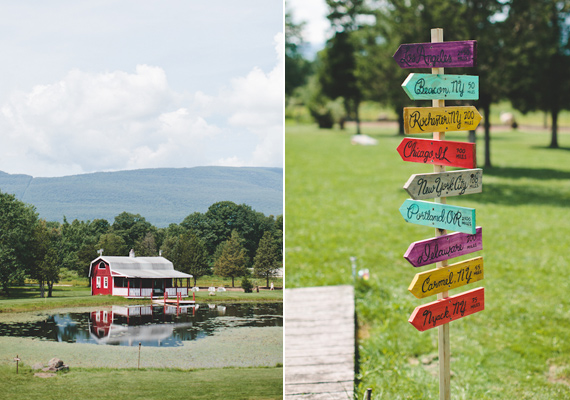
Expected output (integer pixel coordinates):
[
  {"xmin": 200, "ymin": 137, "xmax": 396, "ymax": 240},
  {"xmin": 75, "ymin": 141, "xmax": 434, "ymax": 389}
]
[{"xmin": 0, "ymin": 303, "xmax": 282, "ymax": 347}]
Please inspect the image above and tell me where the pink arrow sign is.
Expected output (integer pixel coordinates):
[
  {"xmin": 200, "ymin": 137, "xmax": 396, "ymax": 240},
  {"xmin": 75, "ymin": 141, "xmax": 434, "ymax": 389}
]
[
  {"xmin": 393, "ymin": 40, "xmax": 477, "ymax": 69},
  {"xmin": 396, "ymin": 137, "xmax": 476, "ymax": 169},
  {"xmin": 408, "ymin": 287, "xmax": 485, "ymax": 332},
  {"xmin": 404, "ymin": 227, "xmax": 483, "ymax": 268}
]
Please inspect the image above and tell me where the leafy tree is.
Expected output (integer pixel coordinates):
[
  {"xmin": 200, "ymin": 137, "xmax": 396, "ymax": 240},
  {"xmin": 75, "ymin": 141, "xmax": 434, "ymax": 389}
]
[
  {"xmin": 165, "ymin": 233, "xmax": 211, "ymax": 286},
  {"xmin": 0, "ymin": 191, "xmax": 38, "ymax": 295},
  {"xmin": 135, "ymin": 232, "xmax": 158, "ymax": 256},
  {"xmin": 286, "ymin": 9, "xmax": 313, "ymax": 97},
  {"xmin": 112, "ymin": 212, "xmax": 154, "ymax": 249},
  {"xmin": 503, "ymin": 0, "xmax": 570, "ymax": 149},
  {"xmin": 31, "ymin": 221, "xmax": 63, "ymax": 298},
  {"xmin": 97, "ymin": 233, "xmax": 128, "ymax": 256},
  {"xmin": 213, "ymin": 230, "xmax": 249, "ymax": 287},
  {"xmin": 253, "ymin": 231, "xmax": 282, "ymax": 288}
]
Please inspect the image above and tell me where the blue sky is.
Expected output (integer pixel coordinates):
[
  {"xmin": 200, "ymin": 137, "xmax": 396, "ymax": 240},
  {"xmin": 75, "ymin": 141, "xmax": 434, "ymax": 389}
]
[{"xmin": 0, "ymin": 1, "xmax": 283, "ymax": 177}]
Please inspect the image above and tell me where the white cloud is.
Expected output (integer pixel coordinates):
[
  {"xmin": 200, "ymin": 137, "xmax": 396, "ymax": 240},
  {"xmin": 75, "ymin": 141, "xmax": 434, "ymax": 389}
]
[{"xmin": 0, "ymin": 34, "xmax": 284, "ymax": 177}]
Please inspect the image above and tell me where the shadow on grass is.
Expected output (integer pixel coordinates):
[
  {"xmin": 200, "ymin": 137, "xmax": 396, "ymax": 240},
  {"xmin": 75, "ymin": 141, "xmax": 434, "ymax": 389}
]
[
  {"xmin": 475, "ymin": 182, "xmax": 570, "ymax": 207},
  {"xmin": 530, "ymin": 145, "xmax": 570, "ymax": 152},
  {"xmin": 483, "ymin": 166, "xmax": 570, "ymax": 181}
]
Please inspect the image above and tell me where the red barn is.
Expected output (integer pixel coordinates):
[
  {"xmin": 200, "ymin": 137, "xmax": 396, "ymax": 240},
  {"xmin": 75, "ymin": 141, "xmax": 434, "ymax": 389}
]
[{"xmin": 89, "ymin": 253, "xmax": 193, "ymax": 298}]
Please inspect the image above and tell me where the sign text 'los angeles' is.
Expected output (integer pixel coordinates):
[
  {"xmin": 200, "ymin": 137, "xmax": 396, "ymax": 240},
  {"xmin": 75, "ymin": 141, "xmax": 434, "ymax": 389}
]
[{"xmin": 393, "ymin": 40, "xmax": 477, "ymax": 69}]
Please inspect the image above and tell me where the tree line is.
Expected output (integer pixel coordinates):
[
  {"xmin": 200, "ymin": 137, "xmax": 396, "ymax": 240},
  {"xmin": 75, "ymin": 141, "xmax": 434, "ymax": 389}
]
[
  {"xmin": 286, "ymin": 0, "xmax": 570, "ymax": 166},
  {"xmin": 0, "ymin": 191, "xmax": 283, "ymax": 296}
]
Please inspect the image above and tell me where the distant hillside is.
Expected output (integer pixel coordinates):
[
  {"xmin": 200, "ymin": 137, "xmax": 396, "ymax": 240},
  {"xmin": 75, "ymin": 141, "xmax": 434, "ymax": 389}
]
[{"xmin": 0, "ymin": 167, "xmax": 283, "ymax": 227}]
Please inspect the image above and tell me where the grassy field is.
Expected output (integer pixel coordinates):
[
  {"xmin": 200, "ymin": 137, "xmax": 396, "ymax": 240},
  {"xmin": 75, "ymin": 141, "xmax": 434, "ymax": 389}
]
[
  {"xmin": 0, "ymin": 285, "xmax": 282, "ymax": 313},
  {"xmin": 285, "ymin": 123, "xmax": 570, "ymax": 399},
  {"xmin": 0, "ymin": 365, "xmax": 283, "ymax": 400}
]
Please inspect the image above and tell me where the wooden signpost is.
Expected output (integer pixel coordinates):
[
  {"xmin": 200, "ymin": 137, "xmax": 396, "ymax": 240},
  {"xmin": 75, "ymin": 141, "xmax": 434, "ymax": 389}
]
[
  {"xmin": 393, "ymin": 40, "xmax": 477, "ymax": 68},
  {"xmin": 408, "ymin": 287, "xmax": 484, "ymax": 332},
  {"xmin": 402, "ymin": 73, "xmax": 479, "ymax": 100},
  {"xmin": 399, "ymin": 199, "xmax": 476, "ymax": 234},
  {"xmin": 396, "ymin": 137, "xmax": 476, "ymax": 169},
  {"xmin": 404, "ymin": 106, "xmax": 482, "ymax": 134},
  {"xmin": 394, "ymin": 28, "xmax": 484, "ymax": 400},
  {"xmin": 408, "ymin": 256, "xmax": 484, "ymax": 298},
  {"xmin": 404, "ymin": 169, "xmax": 482, "ymax": 200},
  {"xmin": 404, "ymin": 227, "xmax": 483, "ymax": 268}
]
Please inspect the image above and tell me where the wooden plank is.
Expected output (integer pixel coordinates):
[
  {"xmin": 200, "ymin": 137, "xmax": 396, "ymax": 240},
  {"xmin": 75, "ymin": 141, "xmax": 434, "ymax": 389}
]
[
  {"xmin": 396, "ymin": 137, "xmax": 476, "ymax": 169},
  {"xmin": 402, "ymin": 73, "xmax": 479, "ymax": 100},
  {"xmin": 399, "ymin": 199, "xmax": 476, "ymax": 234},
  {"xmin": 404, "ymin": 106, "xmax": 482, "ymax": 134},
  {"xmin": 404, "ymin": 169, "xmax": 482, "ymax": 200},
  {"xmin": 408, "ymin": 287, "xmax": 485, "ymax": 331},
  {"xmin": 285, "ymin": 285, "xmax": 354, "ymax": 400},
  {"xmin": 404, "ymin": 227, "xmax": 483, "ymax": 268},
  {"xmin": 408, "ymin": 256, "xmax": 484, "ymax": 298},
  {"xmin": 393, "ymin": 40, "xmax": 477, "ymax": 68}
]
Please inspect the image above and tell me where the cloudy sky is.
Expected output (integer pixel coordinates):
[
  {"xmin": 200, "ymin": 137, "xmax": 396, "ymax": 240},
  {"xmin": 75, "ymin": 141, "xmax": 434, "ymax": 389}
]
[
  {"xmin": 0, "ymin": 1, "xmax": 283, "ymax": 177},
  {"xmin": 286, "ymin": 0, "xmax": 329, "ymax": 45}
]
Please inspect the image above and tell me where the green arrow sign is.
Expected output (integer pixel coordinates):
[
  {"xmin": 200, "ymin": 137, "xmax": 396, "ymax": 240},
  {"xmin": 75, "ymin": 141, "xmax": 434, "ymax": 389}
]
[
  {"xmin": 399, "ymin": 199, "xmax": 476, "ymax": 234},
  {"xmin": 402, "ymin": 73, "xmax": 479, "ymax": 100}
]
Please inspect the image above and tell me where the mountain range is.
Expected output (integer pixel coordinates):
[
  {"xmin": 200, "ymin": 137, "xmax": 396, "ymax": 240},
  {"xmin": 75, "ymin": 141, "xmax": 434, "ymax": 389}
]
[{"xmin": 0, "ymin": 167, "xmax": 283, "ymax": 227}]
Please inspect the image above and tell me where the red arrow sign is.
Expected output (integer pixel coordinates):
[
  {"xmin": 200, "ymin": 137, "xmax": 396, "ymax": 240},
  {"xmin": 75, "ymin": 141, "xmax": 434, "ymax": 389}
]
[
  {"xmin": 396, "ymin": 138, "xmax": 476, "ymax": 169},
  {"xmin": 409, "ymin": 287, "xmax": 484, "ymax": 332},
  {"xmin": 393, "ymin": 40, "xmax": 477, "ymax": 69}
]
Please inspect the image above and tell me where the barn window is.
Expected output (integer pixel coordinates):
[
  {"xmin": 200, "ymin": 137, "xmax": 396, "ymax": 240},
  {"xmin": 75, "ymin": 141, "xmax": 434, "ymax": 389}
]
[
  {"xmin": 96, "ymin": 276, "xmax": 101, "ymax": 288},
  {"xmin": 104, "ymin": 277, "xmax": 108, "ymax": 288},
  {"xmin": 98, "ymin": 262, "xmax": 106, "ymax": 269}
]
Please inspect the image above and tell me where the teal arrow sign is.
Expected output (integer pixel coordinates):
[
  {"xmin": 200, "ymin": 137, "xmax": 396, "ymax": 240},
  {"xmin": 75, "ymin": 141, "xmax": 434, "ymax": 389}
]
[
  {"xmin": 399, "ymin": 199, "xmax": 476, "ymax": 234},
  {"xmin": 401, "ymin": 73, "xmax": 479, "ymax": 100}
]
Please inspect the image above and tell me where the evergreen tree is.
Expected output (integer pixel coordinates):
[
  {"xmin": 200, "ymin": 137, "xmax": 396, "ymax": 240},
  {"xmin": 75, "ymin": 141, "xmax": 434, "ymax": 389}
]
[
  {"xmin": 253, "ymin": 231, "xmax": 281, "ymax": 288},
  {"xmin": 213, "ymin": 230, "xmax": 249, "ymax": 287}
]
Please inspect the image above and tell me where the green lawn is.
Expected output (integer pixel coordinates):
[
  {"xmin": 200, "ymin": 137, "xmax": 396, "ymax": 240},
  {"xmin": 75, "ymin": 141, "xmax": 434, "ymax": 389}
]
[
  {"xmin": 0, "ymin": 365, "xmax": 283, "ymax": 400},
  {"xmin": 285, "ymin": 123, "xmax": 570, "ymax": 399},
  {"xmin": 0, "ymin": 285, "xmax": 282, "ymax": 313}
]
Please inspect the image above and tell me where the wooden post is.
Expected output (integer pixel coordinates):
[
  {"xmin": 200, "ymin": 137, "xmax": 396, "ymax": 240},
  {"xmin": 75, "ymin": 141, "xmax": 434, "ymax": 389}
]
[
  {"xmin": 138, "ymin": 342, "xmax": 141, "ymax": 369},
  {"xmin": 431, "ymin": 27, "xmax": 451, "ymax": 400}
]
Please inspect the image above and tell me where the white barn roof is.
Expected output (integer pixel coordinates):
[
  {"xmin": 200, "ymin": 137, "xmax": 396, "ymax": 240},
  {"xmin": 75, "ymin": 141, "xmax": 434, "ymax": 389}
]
[{"xmin": 89, "ymin": 256, "xmax": 192, "ymax": 279}]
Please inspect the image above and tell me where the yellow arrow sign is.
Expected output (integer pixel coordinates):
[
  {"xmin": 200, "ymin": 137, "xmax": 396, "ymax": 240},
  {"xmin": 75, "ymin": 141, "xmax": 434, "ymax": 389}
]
[
  {"xmin": 404, "ymin": 106, "xmax": 482, "ymax": 134},
  {"xmin": 408, "ymin": 256, "xmax": 484, "ymax": 299}
]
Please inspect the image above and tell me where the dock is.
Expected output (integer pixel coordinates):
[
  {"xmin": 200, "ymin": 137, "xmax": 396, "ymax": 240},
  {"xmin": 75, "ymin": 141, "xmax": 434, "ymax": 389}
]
[{"xmin": 285, "ymin": 285, "xmax": 355, "ymax": 400}]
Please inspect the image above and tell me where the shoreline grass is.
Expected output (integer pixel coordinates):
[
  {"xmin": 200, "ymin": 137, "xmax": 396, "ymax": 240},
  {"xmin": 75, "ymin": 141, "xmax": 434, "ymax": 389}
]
[
  {"xmin": 285, "ymin": 123, "xmax": 570, "ymax": 399},
  {"xmin": 0, "ymin": 364, "xmax": 283, "ymax": 400},
  {"xmin": 0, "ymin": 285, "xmax": 282, "ymax": 314}
]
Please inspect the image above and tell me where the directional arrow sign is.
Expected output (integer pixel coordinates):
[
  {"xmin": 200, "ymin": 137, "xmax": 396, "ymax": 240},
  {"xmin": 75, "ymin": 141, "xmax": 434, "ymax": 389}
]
[
  {"xmin": 408, "ymin": 256, "xmax": 484, "ymax": 299},
  {"xmin": 393, "ymin": 40, "xmax": 477, "ymax": 69},
  {"xmin": 404, "ymin": 106, "xmax": 482, "ymax": 134},
  {"xmin": 402, "ymin": 73, "xmax": 479, "ymax": 100},
  {"xmin": 404, "ymin": 227, "xmax": 483, "ymax": 268},
  {"xmin": 399, "ymin": 199, "xmax": 476, "ymax": 234},
  {"xmin": 396, "ymin": 137, "xmax": 476, "ymax": 169},
  {"xmin": 404, "ymin": 169, "xmax": 482, "ymax": 200},
  {"xmin": 408, "ymin": 287, "xmax": 484, "ymax": 332}
]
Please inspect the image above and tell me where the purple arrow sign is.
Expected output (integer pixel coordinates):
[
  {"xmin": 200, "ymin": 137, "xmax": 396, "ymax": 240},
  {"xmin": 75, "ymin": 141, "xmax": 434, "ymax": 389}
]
[
  {"xmin": 404, "ymin": 227, "xmax": 483, "ymax": 268},
  {"xmin": 393, "ymin": 40, "xmax": 477, "ymax": 69}
]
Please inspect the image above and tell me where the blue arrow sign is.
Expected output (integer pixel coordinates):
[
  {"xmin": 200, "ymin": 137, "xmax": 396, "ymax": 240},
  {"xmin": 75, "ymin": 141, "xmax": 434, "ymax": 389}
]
[
  {"xmin": 399, "ymin": 199, "xmax": 476, "ymax": 234},
  {"xmin": 402, "ymin": 73, "xmax": 479, "ymax": 100}
]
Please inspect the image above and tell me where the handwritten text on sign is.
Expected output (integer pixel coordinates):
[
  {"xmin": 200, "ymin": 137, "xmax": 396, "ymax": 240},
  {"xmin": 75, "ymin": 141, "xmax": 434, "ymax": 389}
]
[
  {"xmin": 404, "ymin": 227, "xmax": 483, "ymax": 268},
  {"xmin": 393, "ymin": 40, "xmax": 477, "ymax": 69},
  {"xmin": 408, "ymin": 256, "xmax": 484, "ymax": 299},
  {"xmin": 404, "ymin": 169, "xmax": 482, "ymax": 200},
  {"xmin": 402, "ymin": 73, "xmax": 479, "ymax": 101},
  {"xmin": 404, "ymin": 106, "xmax": 482, "ymax": 134},
  {"xmin": 399, "ymin": 199, "xmax": 476, "ymax": 234},
  {"xmin": 396, "ymin": 138, "xmax": 476, "ymax": 169},
  {"xmin": 408, "ymin": 287, "xmax": 485, "ymax": 332}
]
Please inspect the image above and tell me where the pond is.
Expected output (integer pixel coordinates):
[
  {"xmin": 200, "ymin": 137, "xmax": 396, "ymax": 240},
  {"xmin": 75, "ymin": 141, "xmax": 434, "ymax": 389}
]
[{"xmin": 0, "ymin": 303, "xmax": 282, "ymax": 347}]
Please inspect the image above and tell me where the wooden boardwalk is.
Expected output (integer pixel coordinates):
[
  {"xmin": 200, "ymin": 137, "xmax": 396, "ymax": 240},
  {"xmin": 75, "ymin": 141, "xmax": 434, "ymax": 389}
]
[{"xmin": 285, "ymin": 285, "xmax": 355, "ymax": 400}]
